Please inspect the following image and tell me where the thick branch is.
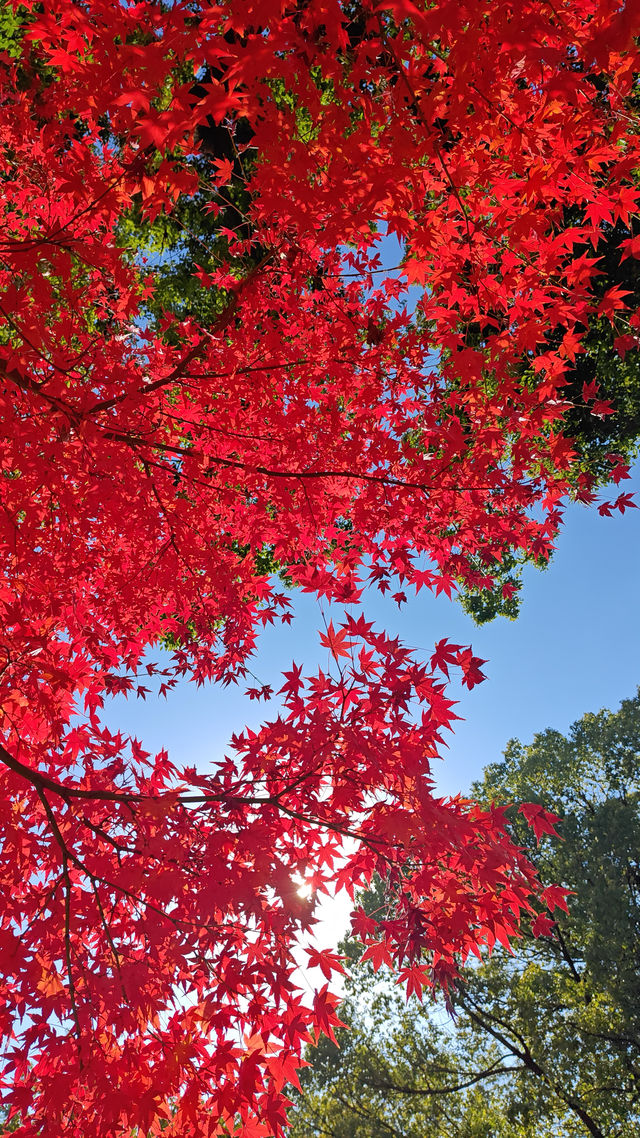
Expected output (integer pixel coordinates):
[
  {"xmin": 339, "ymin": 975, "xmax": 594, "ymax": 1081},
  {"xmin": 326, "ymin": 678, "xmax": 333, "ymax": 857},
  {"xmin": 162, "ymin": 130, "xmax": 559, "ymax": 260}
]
[
  {"xmin": 459, "ymin": 995, "xmax": 607, "ymax": 1138},
  {"xmin": 366, "ymin": 1057, "xmax": 524, "ymax": 1097}
]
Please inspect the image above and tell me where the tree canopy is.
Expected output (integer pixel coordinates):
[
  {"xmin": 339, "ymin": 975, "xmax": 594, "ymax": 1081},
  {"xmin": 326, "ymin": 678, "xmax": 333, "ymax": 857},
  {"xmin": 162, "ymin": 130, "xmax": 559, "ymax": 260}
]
[
  {"xmin": 290, "ymin": 690, "xmax": 640, "ymax": 1138},
  {"xmin": 0, "ymin": 1, "xmax": 638, "ymax": 1134}
]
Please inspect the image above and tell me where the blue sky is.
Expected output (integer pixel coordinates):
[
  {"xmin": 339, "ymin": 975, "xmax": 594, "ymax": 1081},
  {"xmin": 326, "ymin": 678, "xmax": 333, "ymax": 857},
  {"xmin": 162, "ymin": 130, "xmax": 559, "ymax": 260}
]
[{"xmin": 102, "ymin": 462, "xmax": 640, "ymax": 800}]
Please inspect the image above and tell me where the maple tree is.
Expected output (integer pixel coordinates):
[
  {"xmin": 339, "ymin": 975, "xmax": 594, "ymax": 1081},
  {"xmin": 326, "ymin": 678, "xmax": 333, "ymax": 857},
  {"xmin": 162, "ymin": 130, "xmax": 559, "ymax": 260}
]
[{"xmin": 0, "ymin": 1, "xmax": 638, "ymax": 1134}]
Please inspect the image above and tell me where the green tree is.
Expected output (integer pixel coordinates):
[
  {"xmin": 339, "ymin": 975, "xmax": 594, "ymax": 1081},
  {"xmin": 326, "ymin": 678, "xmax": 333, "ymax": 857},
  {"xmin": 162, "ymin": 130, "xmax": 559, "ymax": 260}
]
[{"xmin": 290, "ymin": 690, "xmax": 640, "ymax": 1138}]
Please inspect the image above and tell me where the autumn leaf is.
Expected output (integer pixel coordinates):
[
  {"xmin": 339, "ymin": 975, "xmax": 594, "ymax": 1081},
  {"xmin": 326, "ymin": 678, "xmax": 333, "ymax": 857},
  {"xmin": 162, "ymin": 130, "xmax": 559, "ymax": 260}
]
[
  {"xmin": 318, "ymin": 622, "xmax": 354, "ymax": 661},
  {"xmin": 518, "ymin": 803, "xmax": 562, "ymax": 843}
]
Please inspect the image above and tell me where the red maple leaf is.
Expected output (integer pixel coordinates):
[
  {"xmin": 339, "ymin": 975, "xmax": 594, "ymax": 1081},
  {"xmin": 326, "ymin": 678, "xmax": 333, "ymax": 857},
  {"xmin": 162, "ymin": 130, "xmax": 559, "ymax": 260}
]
[
  {"xmin": 540, "ymin": 884, "xmax": 573, "ymax": 914},
  {"xmin": 318, "ymin": 621, "xmax": 355, "ymax": 661},
  {"xmin": 518, "ymin": 803, "xmax": 562, "ymax": 843}
]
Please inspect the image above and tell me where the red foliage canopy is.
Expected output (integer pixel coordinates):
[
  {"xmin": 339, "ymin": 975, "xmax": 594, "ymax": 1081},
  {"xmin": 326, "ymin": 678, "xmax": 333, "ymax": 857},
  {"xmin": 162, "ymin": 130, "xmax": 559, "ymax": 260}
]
[{"xmin": 0, "ymin": 0, "xmax": 637, "ymax": 1133}]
